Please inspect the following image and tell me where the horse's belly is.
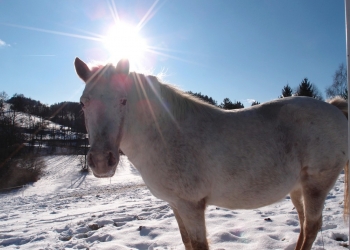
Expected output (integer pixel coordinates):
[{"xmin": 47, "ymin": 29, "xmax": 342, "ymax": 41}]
[
  {"xmin": 208, "ymin": 192, "xmax": 288, "ymax": 210},
  {"xmin": 207, "ymin": 176, "xmax": 298, "ymax": 210}
]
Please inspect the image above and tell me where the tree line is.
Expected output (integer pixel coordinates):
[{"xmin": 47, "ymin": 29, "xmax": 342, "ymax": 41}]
[
  {"xmin": 189, "ymin": 63, "xmax": 348, "ymax": 109},
  {"xmin": 189, "ymin": 77, "xmax": 325, "ymax": 109},
  {"xmin": 0, "ymin": 92, "xmax": 89, "ymax": 176},
  {"xmin": 2, "ymin": 93, "xmax": 86, "ymax": 133}
]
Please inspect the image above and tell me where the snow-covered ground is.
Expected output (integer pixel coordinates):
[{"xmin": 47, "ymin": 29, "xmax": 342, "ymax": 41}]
[{"xmin": 0, "ymin": 155, "xmax": 348, "ymax": 249}]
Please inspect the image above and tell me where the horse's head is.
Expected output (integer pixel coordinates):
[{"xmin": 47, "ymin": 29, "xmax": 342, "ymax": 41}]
[{"xmin": 74, "ymin": 57, "xmax": 130, "ymax": 178}]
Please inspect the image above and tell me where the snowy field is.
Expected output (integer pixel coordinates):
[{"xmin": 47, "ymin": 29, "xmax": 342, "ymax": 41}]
[{"xmin": 0, "ymin": 155, "xmax": 349, "ymax": 250}]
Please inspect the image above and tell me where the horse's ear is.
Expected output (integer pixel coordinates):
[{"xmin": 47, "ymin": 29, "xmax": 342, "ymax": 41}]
[
  {"xmin": 74, "ymin": 57, "xmax": 90, "ymax": 82},
  {"xmin": 116, "ymin": 58, "xmax": 129, "ymax": 75}
]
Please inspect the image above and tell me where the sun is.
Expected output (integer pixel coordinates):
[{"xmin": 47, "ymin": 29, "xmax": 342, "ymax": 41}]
[{"xmin": 102, "ymin": 22, "xmax": 147, "ymax": 64}]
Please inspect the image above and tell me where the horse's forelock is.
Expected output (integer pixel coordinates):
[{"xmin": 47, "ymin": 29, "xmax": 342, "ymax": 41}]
[
  {"xmin": 90, "ymin": 64, "xmax": 105, "ymax": 74},
  {"xmin": 86, "ymin": 64, "xmax": 118, "ymax": 84}
]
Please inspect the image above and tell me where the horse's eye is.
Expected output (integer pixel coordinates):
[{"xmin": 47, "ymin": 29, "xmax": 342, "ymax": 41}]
[
  {"xmin": 121, "ymin": 99, "xmax": 127, "ymax": 105},
  {"xmin": 80, "ymin": 102, "xmax": 85, "ymax": 108}
]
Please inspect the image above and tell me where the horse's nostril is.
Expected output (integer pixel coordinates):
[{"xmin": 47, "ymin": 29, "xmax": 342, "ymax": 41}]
[{"xmin": 107, "ymin": 152, "xmax": 117, "ymax": 167}]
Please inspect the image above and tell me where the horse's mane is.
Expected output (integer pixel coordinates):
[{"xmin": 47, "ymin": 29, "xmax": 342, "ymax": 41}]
[
  {"xmin": 129, "ymin": 72, "xmax": 222, "ymax": 120},
  {"xmin": 88, "ymin": 63, "xmax": 221, "ymax": 119}
]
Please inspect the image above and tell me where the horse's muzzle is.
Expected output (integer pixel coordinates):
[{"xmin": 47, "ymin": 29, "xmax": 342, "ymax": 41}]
[{"xmin": 87, "ymin": 150, "xmax": 119, "ymax": 178}]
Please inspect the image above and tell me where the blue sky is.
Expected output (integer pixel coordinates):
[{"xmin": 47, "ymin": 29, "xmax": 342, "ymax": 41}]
[{"xmin": 0, "ymin": 0, "xmax": 346, "ymax": 106}]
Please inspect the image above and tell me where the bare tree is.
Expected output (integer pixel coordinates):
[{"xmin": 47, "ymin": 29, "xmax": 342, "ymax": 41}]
[
  {"xmin": 0, "ymin": 91, "xmax": 9, "ymax": 101},
  {"xmin": 325, "ymin": 63, "xmax": 347, "ymax": 100},
  {"xmin": 0, "ymin": 91, "xmax": 8, "ymax": 112}
]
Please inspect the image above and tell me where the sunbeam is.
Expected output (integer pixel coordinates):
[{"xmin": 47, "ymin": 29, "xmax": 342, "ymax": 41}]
[
  {"xmin": 145, "ymin": 76, "xmax": 182, "ymax": 132},
  {"xmin": 136, "ymin": 0, "xmax": 165, "ymax": 31},
  {"xmin": 1, "ymin": 23, "xmax": 102, "ymax": 42},
  {"xmin": 107, "ymin": 0, "xmax": 120, "ymax": 25},
  {"xmin": 133, "ymin": 73, "xmax": 168, "ymax": 146}
]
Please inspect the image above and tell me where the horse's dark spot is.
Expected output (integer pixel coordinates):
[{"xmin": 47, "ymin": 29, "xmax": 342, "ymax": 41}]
[
  {"xmin": 342, "ymin": 151, "xmax": 346, "ymax": 155},
  {"xmin": 197, "ymin": 198, "xmax": 206, "ymax": 210},
  {"xmin": 121, "ymin": 99, "xmax": 127, "ymax": 105},
  {"xmin": 258, "ymin": 102, "xmax": 285, "ymax": 120},
  {"xmin": 284, "ymin": 142, "xmax": 292, "ymax": 154}
]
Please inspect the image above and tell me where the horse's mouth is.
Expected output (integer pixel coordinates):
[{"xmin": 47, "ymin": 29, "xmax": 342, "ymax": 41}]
[
  {"xmin": 92, "ymin": 168, "xmax": 117, "ymax": 178},
  {"xmin": 87, "ymin": 150, "xmax": 119, "ymax": 178}
]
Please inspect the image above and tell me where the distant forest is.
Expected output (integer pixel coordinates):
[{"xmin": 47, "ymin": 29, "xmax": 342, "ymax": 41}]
[
  {"xmin": 5, "ymin": 93, "xmax": 86, "ymax": 133},
  {"xmin": 0, "ymin": 91, "xmax": 89, "ymax": 178}
]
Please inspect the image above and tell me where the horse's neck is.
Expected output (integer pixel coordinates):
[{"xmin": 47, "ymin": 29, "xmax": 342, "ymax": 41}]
[
  {"xmin": 121, "ymin": 75, "xmax": 166, "ymax": 164},
  {"xmin": 122, "ymin": 74, "xmax": 223, "ymax": 168},
  {"xmin": 130, "ymin": 74, "xmax": 172, "ymax": 122}
]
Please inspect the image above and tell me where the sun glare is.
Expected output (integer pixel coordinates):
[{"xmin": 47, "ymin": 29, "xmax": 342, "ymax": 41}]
[{"xmin": 102, "ymin": 23, "xmax": 147, "ymax": 64}]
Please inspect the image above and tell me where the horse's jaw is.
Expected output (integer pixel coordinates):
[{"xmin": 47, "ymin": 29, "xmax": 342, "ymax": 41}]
[{"xmin": 87, "ymin": 150, "xmax": 119, "ymax": 178}]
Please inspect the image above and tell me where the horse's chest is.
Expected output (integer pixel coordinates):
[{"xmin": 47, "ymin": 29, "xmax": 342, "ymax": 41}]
[
  {"xmin": 140, "ymin": 173, "xmax": 177, "ymax": 203},
  {"xmin": 137, "ymin": 162, "xmax": 208, "ymax": 203}
]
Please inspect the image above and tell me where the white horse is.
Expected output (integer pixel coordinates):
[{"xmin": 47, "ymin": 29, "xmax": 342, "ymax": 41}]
[{"xmin": 75, "ymin": 57, "xmax": 349, "ymax": 250}]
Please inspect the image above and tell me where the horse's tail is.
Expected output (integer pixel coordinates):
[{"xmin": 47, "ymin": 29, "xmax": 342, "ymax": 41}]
[
  {"xmin": 327, "ymin": 97, "xmax": 349, "ymax": 220},
  {"xmin": 328, "ymin": 96, "xmax": 348, "ymax": 119}
]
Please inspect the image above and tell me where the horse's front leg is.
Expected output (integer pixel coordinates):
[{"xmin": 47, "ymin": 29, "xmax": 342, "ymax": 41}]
[
  {"xmin": 172, "ymin": 198, "xmax": 208, "ymax": 250},
  {"xmin": 172, "ymin": 206, "xmax": 192, "ymax": 250}
]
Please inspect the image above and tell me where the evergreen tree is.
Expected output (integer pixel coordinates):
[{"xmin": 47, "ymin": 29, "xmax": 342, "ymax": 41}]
[
  {"xmin": 220, "ymin": 98, "xmax": 244, "ymax": 110},
  {"xmin": 279, "ymin": 84, "xmax": 293, "ymax": 98},
  {"xmin": 8, "ymin": 93, "xmax": 26, "ymax": 112},
  {"xmin": 296, "ymin": 78, "xmax": 313, "ymax": 97},
  {"xmin": 295, "ymin": 78, "xmax": 323, "ymax": 100},
  {"xmin": 251, "ymin": 101, "xmax": 260, "ymax": 106}
]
